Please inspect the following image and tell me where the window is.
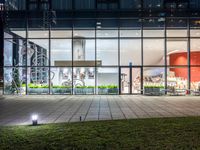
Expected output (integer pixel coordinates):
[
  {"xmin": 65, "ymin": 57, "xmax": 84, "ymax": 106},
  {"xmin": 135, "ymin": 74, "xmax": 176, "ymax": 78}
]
[
  {"xmin": 27, "ymin": 39, "xmax": 49, "ymax": 66},
  {"xmin": 97, "ymin": 67, "xmax": 119, "ymax": 94},
  {"xmin": 167, "ymin": 38, "xmax": 188, "ymax": 66},
  {"xmin": 73, "ymin": 67, "xmax": 95, "ymax": 94},
  {"xmin": 120, "ymin": 0, "xmax": 141, "ymax": 9},
  {"xmin": 51, "ymin": 67, "xmax": 72, "ymax": 94},
  {"xmin": 97, "ymin": 39, "xmax": 118, "ymax": 66},
  {"xmin": 51, "ymin": 39, "xmax": 72, "ymax": 66},
  {"xmin": 73, "ymin": 39, "xmax": 95, "ymax": 66},
  {"xmin": 120, "ymin": 39, "xmax": 141, "ymax": 66},
  {"xmin": 27, "ymin": 67, "xmax": 49, "ymax": 94},
  {"xmin": 143, "ymin": 39, "xmax": 165, "ymax": 66}
]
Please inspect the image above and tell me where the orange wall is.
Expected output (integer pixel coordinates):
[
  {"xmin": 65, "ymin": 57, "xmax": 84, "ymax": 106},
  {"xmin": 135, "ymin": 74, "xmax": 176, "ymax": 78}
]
[{"xmin": 170, "ymin": 52, "xmax": 200, "ymax": 82}]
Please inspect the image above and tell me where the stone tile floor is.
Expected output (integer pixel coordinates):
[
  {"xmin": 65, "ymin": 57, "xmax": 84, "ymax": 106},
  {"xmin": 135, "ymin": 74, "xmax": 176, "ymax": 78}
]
[{"xmin": 0, "ymin": 95, "xmax": 200, "ymax": 126}]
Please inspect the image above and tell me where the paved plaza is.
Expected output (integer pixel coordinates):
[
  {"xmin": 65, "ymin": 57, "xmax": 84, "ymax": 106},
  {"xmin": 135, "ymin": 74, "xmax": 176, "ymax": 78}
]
[{"xmin": 0, "ymin": 95, "xmax": 200, "ymax": 126}]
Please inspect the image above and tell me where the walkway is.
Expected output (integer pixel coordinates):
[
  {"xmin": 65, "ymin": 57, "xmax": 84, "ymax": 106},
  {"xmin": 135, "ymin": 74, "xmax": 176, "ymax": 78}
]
[{"xmin": 0, "ymin": 95, "xmax": 200, "ymax": 126}]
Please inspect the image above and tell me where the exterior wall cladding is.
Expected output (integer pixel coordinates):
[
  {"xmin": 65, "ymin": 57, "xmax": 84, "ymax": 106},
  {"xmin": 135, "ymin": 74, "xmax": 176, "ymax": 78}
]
[{"xmin": 1, "ymin": 0, "xmax": 200, "ymax": 95}]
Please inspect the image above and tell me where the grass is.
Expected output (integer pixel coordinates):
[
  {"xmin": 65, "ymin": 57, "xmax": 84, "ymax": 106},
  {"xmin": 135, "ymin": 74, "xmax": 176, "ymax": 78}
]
[{"xmin": 1, "ymin": 117, "xmax": 200, "ymax": 150}]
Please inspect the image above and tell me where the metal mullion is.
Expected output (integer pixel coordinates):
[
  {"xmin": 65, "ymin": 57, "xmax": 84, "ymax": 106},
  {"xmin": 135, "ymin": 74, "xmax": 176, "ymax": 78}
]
[
  {"xmin": 26, "ymin": 10, "xmax": 28, "ymax": 95},
  {"xmin": 95, "ymin": 20, "xmax": 97, "ymax": 95},
  {"xmin": 118, "ymin": 18, "xmax": 120, "ymax": 95},
  {"xmin": 72, "ymin": 19, "xmax": 74, "ymax": 95},
  {"xmin": 164, "ymin": 16, "xmax": 167, "ymax": 95},
  {"xmin": 49, "ymin": 11, "xmax": 51, "ymax": 95},
  {"xmin": 188, "ymin": 17, "xmax": 191, "ymax": 93},
  {"xmin": 141, "ymin": 16, "xmax": 144, "ymax": 95}
]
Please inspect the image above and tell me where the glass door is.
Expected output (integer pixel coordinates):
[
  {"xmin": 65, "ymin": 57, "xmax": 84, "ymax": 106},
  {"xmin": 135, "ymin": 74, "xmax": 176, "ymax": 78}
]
[
  {"xmin": 120, "ymin": 67, "xmax": 141, "ymax": 94},
  {"xmin": 120, "ymin": 68, "xmax": 130, "ymax": 94}
]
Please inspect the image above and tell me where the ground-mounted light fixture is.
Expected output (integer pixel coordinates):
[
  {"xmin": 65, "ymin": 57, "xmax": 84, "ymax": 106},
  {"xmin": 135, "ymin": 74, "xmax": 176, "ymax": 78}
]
[{"xmin": 31, "ymin": 114, "xmax": 38, "ymax": 126}]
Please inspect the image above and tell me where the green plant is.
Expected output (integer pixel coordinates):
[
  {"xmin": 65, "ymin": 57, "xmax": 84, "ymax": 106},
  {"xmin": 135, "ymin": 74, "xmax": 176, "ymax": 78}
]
[
  {"xmin": 98, "ymin": 85, "xmax": 118, "ymax": 89},
  {"xmin": 28, "ymin": 84, "xmax": 49, "ymax": 88},
  {"xmin": 52, "ymin": 85, "xmax": 71, "ymax": 88},
  {"xmin": 144, "ymin": 85, "xmax": 164, "ymax": 89}
]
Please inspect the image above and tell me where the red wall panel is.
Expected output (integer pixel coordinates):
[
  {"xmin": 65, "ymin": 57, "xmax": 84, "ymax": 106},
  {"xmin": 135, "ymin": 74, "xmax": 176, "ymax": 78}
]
[{"xmin": 169, "ymin": 52, "xmax": 200, "ymax": 82}]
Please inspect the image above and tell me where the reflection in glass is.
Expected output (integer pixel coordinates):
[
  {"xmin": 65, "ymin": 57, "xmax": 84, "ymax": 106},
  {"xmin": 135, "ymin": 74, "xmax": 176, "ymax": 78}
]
[
  {"xmin": 167, "ymin": 67, "xmax": 188, "ymax": 95},
  {"xmin": 143, "ymin": 67, "xmax": 165, "ymax": 95},
  {"xmin": 51, "ymin": 67, "xmax": 72, "ymax": 94},
  {"xmin": 27, "ymin": 39, "xmax": 49, "ymax": 66},
  {"xmin": 73, "ymin": 67, "xmax": 95, "ymax": 94},
  {"xmin": 4, "ymin": 67, "xmax": 26, "ymax": 95},
  {"xmin": 4, "ymin": 38, "xmax": 26, "ymax": 66},
  {"xmin": 51, "ymin": 39, "xmax": 72, "ymax": 66},
  {"xmin": 27, "ymin": 67, "xmax": 49, "ymax": 94}
]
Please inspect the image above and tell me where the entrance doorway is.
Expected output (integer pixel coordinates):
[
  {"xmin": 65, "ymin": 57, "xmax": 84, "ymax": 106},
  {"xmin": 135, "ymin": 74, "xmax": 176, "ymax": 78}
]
[{"xmin": 120, "ymin": 67, "xmax": 141, "ymax": 94}]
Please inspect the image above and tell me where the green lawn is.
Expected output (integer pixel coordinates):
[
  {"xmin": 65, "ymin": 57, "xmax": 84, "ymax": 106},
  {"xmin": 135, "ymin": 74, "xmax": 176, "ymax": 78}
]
[{"xmin": 1, "ymin": 117, "xmax": 200, "ymax": 150}]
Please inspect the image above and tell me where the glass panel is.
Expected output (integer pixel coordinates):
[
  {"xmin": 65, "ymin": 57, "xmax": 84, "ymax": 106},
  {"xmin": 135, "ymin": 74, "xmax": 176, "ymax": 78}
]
[
  {"xmin": 120, "ymin": 0, "xmax": 141, "ymax": 9},
  {"xmin": 27, "ymin": 39, "xmax": 49, "ymax": 66},
  {"xmin": 166, "ymin": 18, "xmax": 187, "ymax": 28},
  {"xmin": 191, "ymin": 67, "xmax": 200, "ymax": 95},
  {"xmin": 75, "ymin": 0, "xmax": 95, "ymax": 9},
  {"xmin": 73, "ymin": 67, "xmax": 95, "ymax": 95},
  {"xmin": 28, "ymin": 30, "xmax": 49, "ymax": 38},
  {"xmin": 28, "ymin": 19, "xmax": 49, "ymax": 37},
  {"xmin": 120, "ymin": 30, "xmax": 141, "ymax": 37},
  {"xmin": 96, "ymin": 19, "xmax": 118, "ymax": 29},
  {"xmin": 52, "ymin": 0, "xmax": 72, "ymax": 10},
  {"xmin": 120, "ymin": 19, "xmax": 141, "ymax": 29},
  {"xmin": 167, "ymin": 67, "xmax": 188, "ymax": 95},
  {"xmin": 4, "ymin": 38, "xmax": 26, "ymax": 66},
  {"xmin": 143, "ymin": 39, "xmax": 164, "ymax": 65},
  {"xmin": 27, "ymin": 67, "xmax": 49, "ymax": 94},
  {"xmin": 97, "ymin": 39, "xmax": 118, "ymax": 66},
  {"xmin": 120, "ymin": 39, "xmax": 141, "ymax": 66},
  {"xmin": 190, "ymin": 18, "xmax": 200, "ymax": 37},
  {"xmin": 190, "ymin": 39, "xmax": 200, "ymax": 65},
  {"xmin": 143, "ymin": 0, "xmax": 164, "ymax": 9},
  {"xmin": 51, "ymin": 67, "xmax": 72, "ymax": 94},
  {"xmin": 97, "ymin": 67, "xmax": 119, "ymax": 94},
  {"xmin": 51, "ymin": 39, "xmax": 72, "ymax": 66},
  {"xmin": 143, "ymin": 30, "xmax": 164, "ymax": 37},
  {"xmin": 97, "ymin": 30, "xmax": 118, "ymax": 38},
  {"xmin": 73, "ymin": 30, "xmax": 95, "ymax": 38},
  {"xmin": 132, "ymin": 68, "xmax": 141, "ymax": 94},
  {"xmin": 4, "ymin": 19, "xmax": 26, "ymax": 38},
  {"xmin": 51, "ymin": 30, "xmax": 72, "ymax": 38},
  {"xmin": 0, "ymin": 68, "xmax": 3, "ymax": 95},
  {"xmin": 167, "ymin": 38, "xmax": 188, "ymax": 66},
  {"xmin": 143, "ymin": 67, "xmax": 165, "ymax": 95},
  {"xmin": 121, "ymin": 68, "xmax": 130, "ymax": 94},
  {"xmin": 74, "ymin": 19, "xmax": 96, "ymax": 29},
  {"xmin": 4, "ymin": 67, "xmax": 26, "ymax": 95},
  {"xmin": 51, "ymin": 20, "xmax": 72, "ymax": 29},
  {"xmin": 167, "ymin": 30, "xmax": 187, "ymax": 37},
  {"xmin": 73, "ymin": 39, "xmax": 95, "ymax": 66}
]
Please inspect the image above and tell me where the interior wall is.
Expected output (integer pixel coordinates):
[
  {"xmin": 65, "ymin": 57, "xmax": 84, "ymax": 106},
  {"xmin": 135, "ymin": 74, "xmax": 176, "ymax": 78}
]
[{"xmin": 170, "ymin": 52, "xmax": 200, "ymax": 82}]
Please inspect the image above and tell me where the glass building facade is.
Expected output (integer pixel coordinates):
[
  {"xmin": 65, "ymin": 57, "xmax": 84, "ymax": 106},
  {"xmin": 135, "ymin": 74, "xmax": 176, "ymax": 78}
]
[{"xmin": 1, "ymin": 0, "xmax": 200, "ymax": 95}]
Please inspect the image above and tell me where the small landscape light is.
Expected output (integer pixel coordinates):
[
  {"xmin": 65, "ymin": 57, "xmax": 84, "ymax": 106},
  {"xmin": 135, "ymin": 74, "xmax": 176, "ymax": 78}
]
[{"xmin": 32, "ymin": 114, "xmax": 38, "ymax": 126}]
